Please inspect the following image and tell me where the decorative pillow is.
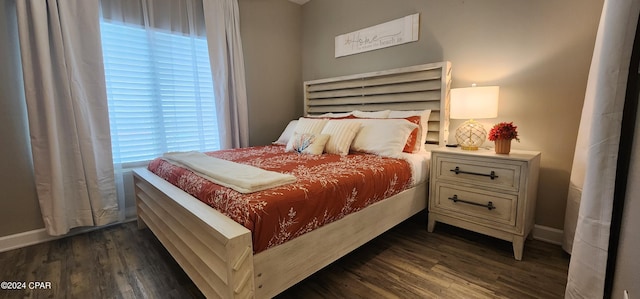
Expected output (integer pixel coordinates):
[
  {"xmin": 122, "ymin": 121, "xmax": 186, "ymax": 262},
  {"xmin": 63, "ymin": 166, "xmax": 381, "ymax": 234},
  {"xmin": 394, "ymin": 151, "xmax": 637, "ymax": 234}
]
[
  {"xmin": 273, "ymin": 120, "xmax": 298, "ymax": 145},
  {"xmin": 398, "ymin": 116, "xmax": 421, "ymax": 153},
  {"xmin": 352, "ymin": 110, "xmax": 391, "ymax": 118},
  {"xmin": 320, "ymin": 120, "xmax": 362, "ymax": 155},
  {"xmin": 388, "ymin": 110, "xmax": 432, "ymax": 151},
  {"xmin": 285, "ymin": 133, "xmax": 330, "ymax": 155},
  {"xmin": 350, "ymin": 119, "xmax": 419, "ymax": 157},
  {"xmin": 293, "ymin": 117, "xmax": 329, "ymax": 135}
]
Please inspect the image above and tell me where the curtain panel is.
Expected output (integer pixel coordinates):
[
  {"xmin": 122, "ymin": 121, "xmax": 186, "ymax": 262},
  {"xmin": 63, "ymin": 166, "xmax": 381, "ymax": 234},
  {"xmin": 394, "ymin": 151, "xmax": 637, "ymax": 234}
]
[
  {"xmin": 203, "ymin": 0, "xmax": 249, "ymax": 149},
  {"xmin": 15, "ymin": 0, "xmax": 119, "ymax": 235},
  {"xmin": 564, "ymin": 0, "xmax": 640, "ymax": 297},
  {"xmin": 101, "ymin": 0, "xmax": 207, "ymax": 37}
]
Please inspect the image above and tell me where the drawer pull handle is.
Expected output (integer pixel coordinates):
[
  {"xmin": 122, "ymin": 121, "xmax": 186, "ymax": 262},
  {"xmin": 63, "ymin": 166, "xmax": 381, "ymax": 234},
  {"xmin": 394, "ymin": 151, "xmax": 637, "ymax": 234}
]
[
  {"xmin": 450, "ymin": 166, "xmax": 499, "ymax": 180},
  {"xmin": 448, "ymin": 195, "xmax": 496, "ymax": 210}
]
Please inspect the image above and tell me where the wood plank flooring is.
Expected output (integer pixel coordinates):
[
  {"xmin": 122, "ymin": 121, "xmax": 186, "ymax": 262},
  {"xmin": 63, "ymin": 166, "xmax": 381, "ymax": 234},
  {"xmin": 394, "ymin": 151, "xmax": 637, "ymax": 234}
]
[{"xmin": 0, "ymin": 211, "xmax": 569, "ymax": 298}]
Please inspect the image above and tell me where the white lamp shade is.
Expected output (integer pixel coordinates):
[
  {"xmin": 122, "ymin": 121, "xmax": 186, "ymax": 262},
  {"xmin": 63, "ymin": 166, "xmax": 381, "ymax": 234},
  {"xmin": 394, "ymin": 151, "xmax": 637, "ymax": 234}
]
[{"xmin": 450, "ymin": 86, "xmax": 499, "ymax": 119}]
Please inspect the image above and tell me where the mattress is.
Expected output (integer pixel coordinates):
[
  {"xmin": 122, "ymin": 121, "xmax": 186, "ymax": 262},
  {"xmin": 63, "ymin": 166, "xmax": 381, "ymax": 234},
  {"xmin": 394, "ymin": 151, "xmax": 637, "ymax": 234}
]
[{"xmin": 147, "ymin": 145, "xmax": 428, "ymax": 253}]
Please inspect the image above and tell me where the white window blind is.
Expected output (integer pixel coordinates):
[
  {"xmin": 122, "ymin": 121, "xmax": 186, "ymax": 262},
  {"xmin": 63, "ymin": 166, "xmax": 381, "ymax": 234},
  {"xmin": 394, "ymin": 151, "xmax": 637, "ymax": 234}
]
[{"xmin": 100, "ymin": 21, "xmax": 219, "ymax": 164}]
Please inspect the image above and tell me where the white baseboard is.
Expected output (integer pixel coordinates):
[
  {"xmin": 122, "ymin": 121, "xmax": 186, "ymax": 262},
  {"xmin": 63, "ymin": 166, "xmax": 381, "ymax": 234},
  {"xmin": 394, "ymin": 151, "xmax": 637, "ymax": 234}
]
[
  {"xmin": 0, "ymin": 208, "xmax": 138, "ymax": 253},
  {"xmin": 531, "ymin": 224, "xmax": 564, "ymax": 245},
  {"xmin": 0, "ymin": 228, "xmax": 57, "ymax": 254}
]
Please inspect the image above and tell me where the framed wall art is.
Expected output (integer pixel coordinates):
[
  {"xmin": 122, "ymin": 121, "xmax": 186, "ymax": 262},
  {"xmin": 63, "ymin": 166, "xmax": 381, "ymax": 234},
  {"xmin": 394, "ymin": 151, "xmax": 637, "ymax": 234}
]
[{"xmin": 335, "ymin": 13, "xmax": 420, "ymax": 58}]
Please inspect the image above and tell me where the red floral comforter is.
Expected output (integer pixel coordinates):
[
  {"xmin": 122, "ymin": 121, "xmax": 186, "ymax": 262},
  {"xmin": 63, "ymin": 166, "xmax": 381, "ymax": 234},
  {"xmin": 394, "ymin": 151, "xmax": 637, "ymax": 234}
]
[{"xmin": 147, "ymin": 145, "xmax": 413, "ymax": 253}]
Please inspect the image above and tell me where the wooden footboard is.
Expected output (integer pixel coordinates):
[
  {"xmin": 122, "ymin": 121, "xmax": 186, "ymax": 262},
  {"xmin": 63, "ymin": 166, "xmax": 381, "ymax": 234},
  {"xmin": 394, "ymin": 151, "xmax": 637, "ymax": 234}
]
[{"xmin": 134, "ymin": 168, "xmax": 254, "ymax": 298}]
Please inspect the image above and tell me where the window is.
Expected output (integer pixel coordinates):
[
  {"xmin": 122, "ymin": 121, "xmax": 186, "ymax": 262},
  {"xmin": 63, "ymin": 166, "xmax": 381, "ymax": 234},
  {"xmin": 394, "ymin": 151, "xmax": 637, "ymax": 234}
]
[{"xmin": 100, "ymin": 21, "xmax": 219, "ymax": 164}]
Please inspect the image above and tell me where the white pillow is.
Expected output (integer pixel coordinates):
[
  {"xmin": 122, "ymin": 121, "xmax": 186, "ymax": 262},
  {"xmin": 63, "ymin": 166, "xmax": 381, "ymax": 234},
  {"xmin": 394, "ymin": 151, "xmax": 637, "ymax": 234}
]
[
  {"xmin": 293, "ymin": 117, "xmax": 329, "ymax": 135},
  {"xmin": 352, "ymin": 110, "xmax": 391, "ymax": 118},
  {"xmin": 309, "ymin": 112, "xmax": 353, "ymax": 118},
  {"xmin": 320, "ymin": 120, "xmax": 362, "ymax": 155},
  {"xmin": 350, "ymin": 119, "xmax": 419, "ymax": 157},
  {"xmin": 388, "ymin": 110, "xmax": 432, "ymax": 149},
  {"xmin": 273, "ymin": 120, "xmax": 298, "ymax": 145},
  {"xmin": 285, "ymin": 133, "xmax": 330, "ymax": 155}
]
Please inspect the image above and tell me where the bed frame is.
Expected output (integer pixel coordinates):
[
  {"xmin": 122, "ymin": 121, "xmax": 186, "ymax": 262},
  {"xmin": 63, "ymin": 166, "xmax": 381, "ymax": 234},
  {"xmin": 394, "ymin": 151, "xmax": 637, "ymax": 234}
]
[{"xmin": 133, "ymin": 61, "xmax": 451, "ymax": 298}]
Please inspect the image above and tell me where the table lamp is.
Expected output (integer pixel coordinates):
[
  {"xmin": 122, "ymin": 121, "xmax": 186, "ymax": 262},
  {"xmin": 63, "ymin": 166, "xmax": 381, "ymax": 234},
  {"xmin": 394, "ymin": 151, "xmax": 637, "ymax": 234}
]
[{"xmin": 450, "ymin": 84, "xmax": 499, "ymax": 150}]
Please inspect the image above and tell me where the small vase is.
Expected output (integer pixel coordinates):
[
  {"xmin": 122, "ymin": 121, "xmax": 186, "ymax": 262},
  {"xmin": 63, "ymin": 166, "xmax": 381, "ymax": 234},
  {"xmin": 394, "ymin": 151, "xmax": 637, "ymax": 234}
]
[{"xmin": 494, "ymin": 139, "xmax": 511, "ymax": 154}]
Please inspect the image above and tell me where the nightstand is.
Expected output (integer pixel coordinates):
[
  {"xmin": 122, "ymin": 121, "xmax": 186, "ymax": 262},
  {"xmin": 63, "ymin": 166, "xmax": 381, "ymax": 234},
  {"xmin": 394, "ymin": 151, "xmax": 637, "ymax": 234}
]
[{"xmin": 427, "ymin": 147, "xmax": 541, "ymax": 260}]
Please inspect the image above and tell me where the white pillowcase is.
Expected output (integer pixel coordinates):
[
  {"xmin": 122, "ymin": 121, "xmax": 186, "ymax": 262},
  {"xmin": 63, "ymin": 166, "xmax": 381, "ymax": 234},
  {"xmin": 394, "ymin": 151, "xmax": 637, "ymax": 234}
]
[
  {"xmin": 293, "ymin": 117, "xmax": 328, "ymax": 135},
  {"xmin": 352, "ymin": 110, "xmax": 391, "ymax": 118},
  {"xmin": 309, "ymin": 112, "xmax": 353, "ymax": 118},
  {"xmin": 350, "ymin": 119, "xmax": 419, "ymax": 157},
  {"xmin": 273, "ymin": 120, "xmax": 298, "ymax": 145},
  {"xmin": 388, "ymin": 110, "xmax": 432, "ymax": 149},
  {"xmin": 320, "ymin": 120, "xmax": 362, "ymax": 155},
  {"xmin": 285, "ymin": 133, "xmax": 330, "ymax": 155}
]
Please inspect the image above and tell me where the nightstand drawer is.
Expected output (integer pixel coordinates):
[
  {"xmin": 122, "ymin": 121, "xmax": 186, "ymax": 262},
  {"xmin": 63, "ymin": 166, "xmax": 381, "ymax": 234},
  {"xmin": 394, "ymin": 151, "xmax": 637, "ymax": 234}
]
[
  {"xmin": 432, "ymin": 183, "xmax": 517, "ymax": 227},
  {"xmin": 435, "ymin": 157, "xmax": 521, "ymax": 192}
]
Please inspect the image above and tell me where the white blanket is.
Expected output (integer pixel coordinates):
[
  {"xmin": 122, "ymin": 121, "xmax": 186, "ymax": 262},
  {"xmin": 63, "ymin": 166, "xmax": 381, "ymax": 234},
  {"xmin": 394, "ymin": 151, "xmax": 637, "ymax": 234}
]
[{"xmin": 162, "ymin": 151, "xmax": 296, "ymax": 193}]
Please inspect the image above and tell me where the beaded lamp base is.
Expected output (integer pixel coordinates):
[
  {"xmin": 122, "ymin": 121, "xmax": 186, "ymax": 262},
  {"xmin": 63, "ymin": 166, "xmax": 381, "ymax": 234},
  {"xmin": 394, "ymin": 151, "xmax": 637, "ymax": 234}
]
[{"xmin": 455, "ymin": 119, "xmax": 487, "ymax": 150}]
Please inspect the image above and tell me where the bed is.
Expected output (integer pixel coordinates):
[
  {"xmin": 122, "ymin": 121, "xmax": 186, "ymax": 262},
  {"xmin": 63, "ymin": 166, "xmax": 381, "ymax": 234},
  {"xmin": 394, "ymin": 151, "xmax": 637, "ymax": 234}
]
[{"xmin": 133, "ymin": 61, "xmax": 452, "ymax": 298}]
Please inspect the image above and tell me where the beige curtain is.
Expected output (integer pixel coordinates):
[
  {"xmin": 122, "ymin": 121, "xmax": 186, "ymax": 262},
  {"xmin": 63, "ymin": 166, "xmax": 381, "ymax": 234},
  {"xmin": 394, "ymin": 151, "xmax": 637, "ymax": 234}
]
[
  {"xmin": 15, "ymin": 1, "xmax": 119, "ymax": 235},
  {"xmin": 101, "ymin": 0, "xmax": 207, "ymax": 36},
  {"xmin": 203, "ymin": 0, "xmax": 249, "ymax": 149},
  {"xmin": 563, "ymin": 0, "xmax": 640, "ymax": 297}
]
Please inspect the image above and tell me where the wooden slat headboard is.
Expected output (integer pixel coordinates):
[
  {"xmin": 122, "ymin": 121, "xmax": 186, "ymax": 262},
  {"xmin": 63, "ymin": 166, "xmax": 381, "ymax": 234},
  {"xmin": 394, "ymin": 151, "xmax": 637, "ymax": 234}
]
[{"xmin": 303, "ymin": 61, "xmax": 452, "ymax": 146}]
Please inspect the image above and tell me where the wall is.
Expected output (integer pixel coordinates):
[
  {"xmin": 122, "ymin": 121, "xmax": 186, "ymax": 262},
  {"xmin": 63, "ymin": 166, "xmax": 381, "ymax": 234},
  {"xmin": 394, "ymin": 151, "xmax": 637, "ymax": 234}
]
[
  {"xmin": 302, "ymin": 0, "xmax": 603, "ymax": 229},
  {"xmin": 0, "ymin": 0, "xmax": 44, "ymax": 237},
  {"xmin": 239, "ymin": 0, "xmax": 303, "ymax": 146}
]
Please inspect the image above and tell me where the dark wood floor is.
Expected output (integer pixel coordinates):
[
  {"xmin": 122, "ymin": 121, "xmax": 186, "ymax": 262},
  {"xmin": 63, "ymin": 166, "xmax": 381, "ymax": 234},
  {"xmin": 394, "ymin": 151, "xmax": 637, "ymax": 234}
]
[{"xmin": 0, "ymin": 211, "xmax": 569, "ymax": 299}]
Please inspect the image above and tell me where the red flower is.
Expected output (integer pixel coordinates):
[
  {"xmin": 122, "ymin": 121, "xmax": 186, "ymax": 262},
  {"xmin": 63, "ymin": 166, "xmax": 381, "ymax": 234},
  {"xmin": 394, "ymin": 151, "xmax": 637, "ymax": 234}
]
[{"xmin": 488, "ymin": 122, "xmax": 520, "ymax": 142}]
